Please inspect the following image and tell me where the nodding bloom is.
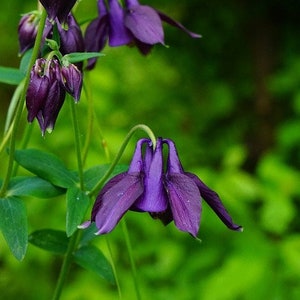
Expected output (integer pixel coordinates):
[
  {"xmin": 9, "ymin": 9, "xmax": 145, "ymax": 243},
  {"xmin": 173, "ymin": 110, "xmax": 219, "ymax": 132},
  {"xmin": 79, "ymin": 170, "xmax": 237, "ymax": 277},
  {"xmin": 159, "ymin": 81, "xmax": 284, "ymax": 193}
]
[
  {"xmin": 80, "ymin": 138, "xmax": 242, "ymax": 237},
  {"xmin": 84, "ymin": 0, "xmax": 201, "ymax": 69},
  {"xmin": 39, "ymin": 0, "xmax": 77, "ymax": 23},
  {"xmin": 26, "ymin": 58, "xmax": 82, "ymax": 134},
  {"xmin": 18, "ymin": 12, "xmax": 40, "ymax": 55}
]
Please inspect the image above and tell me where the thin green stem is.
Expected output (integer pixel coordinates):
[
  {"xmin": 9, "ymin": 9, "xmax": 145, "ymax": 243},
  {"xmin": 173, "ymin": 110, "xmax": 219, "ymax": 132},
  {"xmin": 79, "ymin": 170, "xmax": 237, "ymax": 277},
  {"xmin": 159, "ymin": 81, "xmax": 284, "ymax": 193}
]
[
  {"xmin": 52, "ymin": 231, "xmax": 80, "ymax": 300},
  {"xmin": 69, "ymin": 98, "xmax": 84, "ymax": 190},
  {"xmin": 0, "ymin": 9, "xmax": 47, "ymax": 197},
  {"xmin": 81, "ymin": 72, "xmax": 94, "ymax": 166},
  {"xmin": 88, "ymin": 124, "xmax": 156, "ymax": 197},
  {"xmin": 105, "ymin": 236, "xmax": 122, "ymax": 299},
  {"xmin": 122, "ymin": 219, "xmax": 142, "ymax": 300}
]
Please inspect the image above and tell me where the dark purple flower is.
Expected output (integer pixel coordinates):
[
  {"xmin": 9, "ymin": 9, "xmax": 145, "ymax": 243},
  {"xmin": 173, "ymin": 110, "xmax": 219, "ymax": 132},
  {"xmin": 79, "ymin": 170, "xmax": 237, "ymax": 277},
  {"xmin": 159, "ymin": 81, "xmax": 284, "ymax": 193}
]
[
  {"xmin": 84, "ymin": 0, "xmax": 201, "ymax": 69},
  {"xmin": 56, "ymin": 13, "xmax": 85, "ymax": 55},
  {"xmin": 61, "ymin": 63, "xmax": 82, "ymax": 101},
  {"xmin": 81, "ymin": 138, "xmax": 242, "ymax": 237},
  {"xmin": 39, "ymin": 0, "xmax": 77, "ymax": 22},
  {"xmin": 26, "ymin": 58, "xmax": 66, "ymax": 134},
  {"xmin": 26, "ymin": 58, "xmax": 79, "ymax": 134},
  {"xmin": 18, "ymin": 12, "xmax": 40, "ymax": 55}
]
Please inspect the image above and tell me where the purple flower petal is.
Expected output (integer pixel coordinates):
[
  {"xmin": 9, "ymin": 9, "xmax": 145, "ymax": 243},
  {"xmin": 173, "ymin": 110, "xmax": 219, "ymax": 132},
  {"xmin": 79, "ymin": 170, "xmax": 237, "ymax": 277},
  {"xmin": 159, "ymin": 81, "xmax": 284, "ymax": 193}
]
[
  {"xmin": 94, "ymin": 173, "xmax": 144, "ymax": 234},
  {"xmin": 108, "ymin": 0, "xmax": 132, "ymax": 47},
  {"xmin": 186, "ymin": 172, "xmax": 243, "ymax": 231},
  {"xmin": 84, "ymin": 15, "xmax": 109, "ymax": 70},
  {"xmin": 164, "ymin": 173, "xmax": 201, "ymax": 237},
  {"xmin": 157, "ymin": 11, "xmax": 201, "ymax": 39},
  {"xmin": 124, "ymin": 5, "xmax": 164, "ymax": 45},
  {"xmin": 133, "ymin": 138, "xmax": 168, "ymax": 212}
]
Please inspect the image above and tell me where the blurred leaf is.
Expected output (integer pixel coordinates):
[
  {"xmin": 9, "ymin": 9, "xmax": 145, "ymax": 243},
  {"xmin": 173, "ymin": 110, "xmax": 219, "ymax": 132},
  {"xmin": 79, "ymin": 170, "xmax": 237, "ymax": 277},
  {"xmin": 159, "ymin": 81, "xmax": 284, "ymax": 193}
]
[
  {"xmin": 29, "ymin": 229, "xmax": 69, "ymax": 255},
  {"xmin": 19, "ymin": 49, "xmax": 33, "ymax": 74},
  {"xmin": 66, "ymin": 186, "xmax": 90, "ymax": 237},
  {"xmin": 281, "ymin": 235, "xmax": 300, "ymax": 277},
  {"xmin": 0, "ymin": 66, "xmax": 24, "ymax": 85},
  {"xmin": 7, "ymin": 176, "xmax": 64, "ymax": 198},
  {"xmin": 0, "ymin": 197, "xmax": 28, "ymax": 260},
  {"xmin": 14, "ymin": 148, "xmax": 77, "ymax": 188},
  {"xmin": 73, "ymin": 245, "xmax": 115, "ymax": 284}
]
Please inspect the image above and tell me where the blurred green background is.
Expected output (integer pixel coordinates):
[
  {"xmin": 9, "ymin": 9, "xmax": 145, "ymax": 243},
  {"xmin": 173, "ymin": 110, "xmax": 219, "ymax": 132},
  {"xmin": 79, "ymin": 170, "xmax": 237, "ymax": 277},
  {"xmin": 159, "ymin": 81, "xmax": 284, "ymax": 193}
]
[{"xmin": 1, "ymin": 0, "xmax": 300, "ymax": 299}]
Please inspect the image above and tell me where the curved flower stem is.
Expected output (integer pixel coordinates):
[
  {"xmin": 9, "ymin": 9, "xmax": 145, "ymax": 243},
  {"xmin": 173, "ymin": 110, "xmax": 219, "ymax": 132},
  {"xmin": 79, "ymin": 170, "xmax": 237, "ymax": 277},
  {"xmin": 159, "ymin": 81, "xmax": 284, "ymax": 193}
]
[
  {"xmin": 70, "ymin": 98, "xmax": 84, "ymax": 190},
  {"xmin": 0, "ymin": 9, "xmax": 47, "ymax": 197},
  {"xmin": 105, "ymin": 236, "xmax": 122, "ymax": 299},
  {"xmin": 122, "ymin": 219, "xmax": 142, "ymax": 300},
  {"xmin": 88, "ymin": 124, "xmax": 156, "ymax": 197}
]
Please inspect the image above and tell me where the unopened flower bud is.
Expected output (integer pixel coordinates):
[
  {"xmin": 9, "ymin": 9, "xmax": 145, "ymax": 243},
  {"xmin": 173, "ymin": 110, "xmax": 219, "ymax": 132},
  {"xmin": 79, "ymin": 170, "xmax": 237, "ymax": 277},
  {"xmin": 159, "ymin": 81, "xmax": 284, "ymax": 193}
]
[{"xmin": 61, "ymin": 63, "xmax": 82, "ymax": 102}]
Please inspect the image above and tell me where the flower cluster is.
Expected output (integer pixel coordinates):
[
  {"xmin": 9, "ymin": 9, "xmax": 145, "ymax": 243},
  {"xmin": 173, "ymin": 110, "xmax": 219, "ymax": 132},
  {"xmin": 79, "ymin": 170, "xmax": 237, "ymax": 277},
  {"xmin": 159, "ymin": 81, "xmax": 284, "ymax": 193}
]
[
  {"xmin": 81, "ymin": 138, "xmax": 242, "ymax": 237},
  {"xmin": 26, "ymin": 57, "xmax": 82, "ymax": 134},
  {"xmin": 18, "ymin": 0, "xmax": 200, "ymax": 134}
]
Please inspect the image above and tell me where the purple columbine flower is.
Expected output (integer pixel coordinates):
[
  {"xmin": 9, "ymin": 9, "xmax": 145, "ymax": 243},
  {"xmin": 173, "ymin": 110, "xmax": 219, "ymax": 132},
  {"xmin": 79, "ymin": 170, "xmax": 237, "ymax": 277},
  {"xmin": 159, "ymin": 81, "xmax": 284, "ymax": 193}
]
[
  {"xmin": 39, "ymin": 0, "xmax": 77, "ymax": 22},
  {"xmin": 84, "ymin": 0, "xmax": 201, "ymax": 69},
  {"xmin": 18, "ymin": 12, "xmax": 40, "ymax": 55},
  {"xmin": 81, "ymin": 138, "xmax": 242, "ymax": 237}
]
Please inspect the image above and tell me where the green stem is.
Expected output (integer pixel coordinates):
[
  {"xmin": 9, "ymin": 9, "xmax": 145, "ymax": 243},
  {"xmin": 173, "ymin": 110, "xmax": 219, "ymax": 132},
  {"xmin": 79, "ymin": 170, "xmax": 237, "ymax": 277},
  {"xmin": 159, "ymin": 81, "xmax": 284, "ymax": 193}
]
[
  {"xmin": 122, "ymin": 219, "xmax": 142, "ymax": 300},
  {"xmin": 52, "ymin": 231, "xmax": 80, "ymax": 300},
  {"xmin": 105, "ymin": 236, "xmax": 122, "ymax": 299},
  {"xmin": 0, "ymin": 9, "xmax": 47, "ymax": 197},
  {"xmin": 88, "ymin": 124, "xmax": 156, "ymax": 197},
  {"xmin": 70, "ymin": 98, "xmax": 84, "ymax": 190}
]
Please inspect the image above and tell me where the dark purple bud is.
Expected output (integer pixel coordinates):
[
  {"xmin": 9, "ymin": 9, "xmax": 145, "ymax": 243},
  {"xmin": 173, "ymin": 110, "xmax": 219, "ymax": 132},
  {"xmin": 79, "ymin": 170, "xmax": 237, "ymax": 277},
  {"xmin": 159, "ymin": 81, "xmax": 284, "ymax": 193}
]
[
  {"xmin": 39, "ymin": 0, "xmax": 77, "ymax": 22},
  {"xmin": 26, "ymin": 58, "xmax": 66, "ymax": 135},
  {"xmin": 38, "ymin": 59, "xmax": 66, "ymax": 134},
  {"xmin": 57, "ymin": 14, "xmax": 85, "ymax": 55},
  {"xmin": 61, "ymin": 63, "xmax": 83, "ymax": 101},
  {"xmin": 26, "ymin": 58, "xmax": 50, "ymax": 123},
  {"xmin": 18, "ymin": 12, "xmax": 39, "ymax": 55}
]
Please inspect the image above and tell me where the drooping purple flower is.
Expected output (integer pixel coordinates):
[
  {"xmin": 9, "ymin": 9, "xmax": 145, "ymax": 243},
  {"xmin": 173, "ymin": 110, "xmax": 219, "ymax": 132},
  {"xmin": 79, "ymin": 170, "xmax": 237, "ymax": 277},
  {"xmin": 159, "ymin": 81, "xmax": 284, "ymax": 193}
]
[
  {"xmin": 18, "ymin": 12, "xmax": 40, "ymax": 55},
  {"xmin": 56, "ymin": 13, "xmax": 85, "ymax": 55},
  {"xmin": 61, "ymin": 63, "xmax": 83, "ymax": 102},
  {"xmin": 84, "ymin": 0, "xmax": 201, "ymax": 69},
  {"xmin": 39, "ymin": 0, "xmax": 77, "ymax": 22},
  {"xmin": 81, "ymin": 138, "xmax": 242, "ymax": 237},
  {"xmin": 26, "ymin": 57, "xmax": 82, "ymax": 134}
]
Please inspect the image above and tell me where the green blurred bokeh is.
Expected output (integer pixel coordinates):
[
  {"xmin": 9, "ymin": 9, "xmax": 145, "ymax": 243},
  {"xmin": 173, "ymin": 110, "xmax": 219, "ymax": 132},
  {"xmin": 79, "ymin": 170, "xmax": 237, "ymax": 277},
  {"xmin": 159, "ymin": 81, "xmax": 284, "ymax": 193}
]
[{"xmin": 1, "ymin": 0, "xmax": 300, "ymax": 299}]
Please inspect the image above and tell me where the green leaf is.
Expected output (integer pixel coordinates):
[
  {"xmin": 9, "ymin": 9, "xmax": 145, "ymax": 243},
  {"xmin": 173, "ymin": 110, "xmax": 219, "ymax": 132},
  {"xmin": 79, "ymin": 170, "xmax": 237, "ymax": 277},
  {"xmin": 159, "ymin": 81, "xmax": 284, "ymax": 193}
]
[
  {"xmin": 14, "ymin": 149, "xmax": 77, "ymax": 188},
  {"xmin": 63, "ymin": 52, "xmax": 104, "ymax": 64},
  {"xmin": 66, "ymin": 186, "xmax": 90, "ymax": 237},
  {"xmin": 0, "ymin": 66, "xmax": 24, "ymax": 85},
  {"xmin": 74, "ymin": 245, "xmax": 115, "ymax": 284},
  {"xmin": 8, "ymin": 176, "xmax": 64, "ymax": 198},
  {"xmin": 29, "ymin": 229, "xmax": 69, "ymax": 255},
  {"xmin": 79, "ymin": 222, "xmax": 98, "ymax": 246},
  {"xmin": 19, "ymin": 49, "xmax": 33, "ymax": 74},
  {"xmin": 0, "ymin": 197, "xmax": 28, "ymax": 260},
  {"xmin": 84, "ymin": 164, "xmax": 128, "ymax": 191}
]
